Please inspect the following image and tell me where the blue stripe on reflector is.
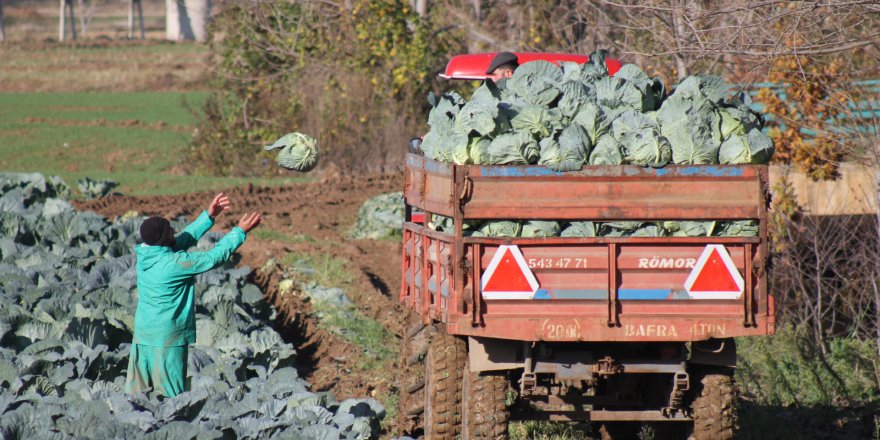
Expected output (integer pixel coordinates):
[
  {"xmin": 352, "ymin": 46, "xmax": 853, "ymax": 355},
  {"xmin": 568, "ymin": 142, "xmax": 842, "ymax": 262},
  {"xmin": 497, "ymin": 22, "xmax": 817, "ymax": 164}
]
[
  {"xmin": 618, "ymin": 289, "xmax": 672, "ymax": 300},
  {"xmin": 534, "ymin": 289, "xmax": 552, "ymax": 299}
]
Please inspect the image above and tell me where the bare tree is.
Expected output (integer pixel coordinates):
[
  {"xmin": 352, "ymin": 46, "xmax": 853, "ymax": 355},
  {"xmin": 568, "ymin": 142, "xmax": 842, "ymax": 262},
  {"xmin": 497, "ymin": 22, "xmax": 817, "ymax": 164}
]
[
  {"xmin": 769, "ymin": 75, "xmax": 880, "ymax": 358},
  {"xmin": 565, "ymin": 1, "xmax": 880, "ymax": 82},
  {"xmin": 843, "ymin": 83, "xmax": 880, "ymax": 356},
  {"xmin": 391, "ymin": 0, "xmax": 876, "ymax": 82},
  {"xmin": 77, "ymin": 0, "xmax": 97, "ymax": 37}
]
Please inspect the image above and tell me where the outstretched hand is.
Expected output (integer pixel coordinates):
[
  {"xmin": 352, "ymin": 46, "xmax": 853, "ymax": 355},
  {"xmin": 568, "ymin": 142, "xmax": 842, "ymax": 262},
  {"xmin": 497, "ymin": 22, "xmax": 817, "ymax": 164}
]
[
  {"xmin": 208, "ymin": 193, "xmax": 230, "ymax": 218},
  {"xmin": 238, "ymin": 212, "xmax": 262, "ymax": 233}
]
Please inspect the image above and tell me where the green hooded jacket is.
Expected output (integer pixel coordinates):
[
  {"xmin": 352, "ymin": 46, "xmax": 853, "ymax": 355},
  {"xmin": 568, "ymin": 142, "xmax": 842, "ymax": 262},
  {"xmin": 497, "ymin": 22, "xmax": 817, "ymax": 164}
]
[{"xmin": 133, "ymin": 211, "xmax": 246, "ymax": 347}]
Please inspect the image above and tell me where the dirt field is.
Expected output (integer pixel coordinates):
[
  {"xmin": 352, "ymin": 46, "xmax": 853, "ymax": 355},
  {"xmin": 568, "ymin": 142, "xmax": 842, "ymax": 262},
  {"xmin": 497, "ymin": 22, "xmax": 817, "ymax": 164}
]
[{"xmin": 74, "ymin": 173, "xmax": 407, "ymax": 409}]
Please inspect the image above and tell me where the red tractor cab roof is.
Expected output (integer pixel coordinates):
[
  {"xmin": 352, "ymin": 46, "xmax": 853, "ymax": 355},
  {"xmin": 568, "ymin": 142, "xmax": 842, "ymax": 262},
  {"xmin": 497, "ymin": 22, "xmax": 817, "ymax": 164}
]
[{"xmin": 440, "ymin": 52, "xmax": 623, "ymax": 80}]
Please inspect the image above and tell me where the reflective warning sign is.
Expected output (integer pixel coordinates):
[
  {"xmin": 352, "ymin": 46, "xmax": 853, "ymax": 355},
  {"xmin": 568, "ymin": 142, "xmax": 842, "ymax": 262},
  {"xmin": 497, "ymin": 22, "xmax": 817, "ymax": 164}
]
[
  {"xmin": 684, "ymin": 244, "xmax": 745, "ymax": 299},
  {"xmin": 481, "ymin": 245, "xmax": 539, "ymax": 300}
]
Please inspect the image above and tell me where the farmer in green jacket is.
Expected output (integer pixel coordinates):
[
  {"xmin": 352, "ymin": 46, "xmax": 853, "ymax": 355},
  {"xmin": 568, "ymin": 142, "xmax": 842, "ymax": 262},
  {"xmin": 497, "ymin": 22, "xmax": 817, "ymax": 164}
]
[{"xmin": 125, "ymin": 193, "xmax": 261, "ymax": 397}]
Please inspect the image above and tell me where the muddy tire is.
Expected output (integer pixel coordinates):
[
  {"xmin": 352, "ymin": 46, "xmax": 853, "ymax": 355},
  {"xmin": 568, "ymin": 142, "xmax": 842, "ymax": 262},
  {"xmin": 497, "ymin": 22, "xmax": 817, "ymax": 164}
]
[
  {"xmin": 396, "ymin": 322, "xmax": 435, "ymax": 436},
  {"xmin": 691, "ymin": 371, "xmax": 737, "ymax": 440},
  {"xmin": 397, "ymin": 321, "xmax": 436, "ymax": 435},
  {"xmin": 424, "ymin": 331, "xmax": 467, "ymax": 439},
  {"xmin": 397, "ymin": 319, "xmax": 466, "ymax": 439},
  {"xmin": 462, "ymin": 360, "xmax": 510, "ymax": 440}
]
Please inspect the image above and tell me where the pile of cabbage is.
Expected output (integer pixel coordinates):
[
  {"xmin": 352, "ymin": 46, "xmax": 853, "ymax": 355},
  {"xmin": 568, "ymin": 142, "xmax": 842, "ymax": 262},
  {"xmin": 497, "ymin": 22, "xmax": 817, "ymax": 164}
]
[
  {"xmin": 348, "ymin": 192, "xmax": 405, "ymax": 240},
  {"xmin": 421, "ymin": 55, "xmax": 771, "ymax": 237},
  {"xmin": 0, "ymin": 173, "xmax": 383, "ymax": 440}
]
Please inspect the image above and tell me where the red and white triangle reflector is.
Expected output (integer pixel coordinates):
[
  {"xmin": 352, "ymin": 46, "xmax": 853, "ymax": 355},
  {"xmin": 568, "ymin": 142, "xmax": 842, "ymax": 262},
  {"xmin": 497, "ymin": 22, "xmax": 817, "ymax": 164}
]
[
  {"xmin": 481, "ymin": 245, "xmax": 539, "ymax": 300},
  {"xmin": 684, "ymin": 244, "xmax": 745, "ymax": 300}
]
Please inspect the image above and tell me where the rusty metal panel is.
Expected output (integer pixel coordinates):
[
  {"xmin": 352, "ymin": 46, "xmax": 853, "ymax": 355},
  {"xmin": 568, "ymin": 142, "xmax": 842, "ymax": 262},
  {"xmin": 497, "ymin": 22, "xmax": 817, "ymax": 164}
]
[
  {"xmin": 399, "ymin": 155, "xmax": 773, "ymax": 343},
  {"xmin": 401, "ymin": 223, "xmax": 772, "ymax": 342},
  {"xmin": 447, "ymin": 315, "xmax": 772, "ymax": 342},
  {"xmin": 401, "ymin": 225, "xmax": 456, "ymax": 324},
  {"xmin": 472, "ymin": 241, "xmax": 752, "ymax": 302},
  {"xmin": 463, "ymin": 177, "xmax": 762, "ymax": 220},
  {"xmin": 464, "ymin": 236, "xmax": 760, "ymax": 245},
  {"xmin": 479, "ymin": 244, "xmax": 610, "ymax": 299},
  {"xmin": 400, "ymin": 229, "xmax": 414, "ymax": 306},
  {"xmin": 404, "ymin": 154, "xmax": 456, "ymax": 216},
  {"xmin": 466, "ymin": 159, "xmax": 765, "ymax": 179},
  {"xmin": 616, "ymin": 244, "xmax": 747, "ymax": 300},
  {"xmin": 404, "ymin": 154, "xmax": 768, "ymax": 221}
]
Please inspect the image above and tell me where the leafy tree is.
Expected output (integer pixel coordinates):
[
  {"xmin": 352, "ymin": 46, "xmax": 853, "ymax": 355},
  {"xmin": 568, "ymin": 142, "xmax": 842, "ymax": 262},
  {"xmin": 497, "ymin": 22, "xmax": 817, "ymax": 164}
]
[{"xmin": 185, "ymin": 0, "xmax": 459, "ymax": 176}]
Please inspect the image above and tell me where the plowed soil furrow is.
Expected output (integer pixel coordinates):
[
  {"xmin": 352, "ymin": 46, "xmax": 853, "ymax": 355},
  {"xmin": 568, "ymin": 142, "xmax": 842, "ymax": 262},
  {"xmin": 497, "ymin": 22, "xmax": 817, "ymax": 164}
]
[{"xmin": 74, "ymin": 174, "xmax": 406, "ymax": 408}]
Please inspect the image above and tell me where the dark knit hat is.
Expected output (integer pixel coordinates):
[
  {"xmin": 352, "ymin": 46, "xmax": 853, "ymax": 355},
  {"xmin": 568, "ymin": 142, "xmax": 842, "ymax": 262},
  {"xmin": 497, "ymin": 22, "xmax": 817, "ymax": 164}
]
[
  {"xmin": 140, "ymin": 216, "xmax": 172, "ymax": 246},
  {"xmin": 486, "ymin": 51, "xmax": 518, "ymax": 74}
]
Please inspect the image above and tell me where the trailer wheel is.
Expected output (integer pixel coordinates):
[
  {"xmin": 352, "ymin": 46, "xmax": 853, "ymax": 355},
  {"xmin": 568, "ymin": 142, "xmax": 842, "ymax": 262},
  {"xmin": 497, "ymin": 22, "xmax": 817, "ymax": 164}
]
[
  {"xmin": 691, "ymin": 371, "xmax": 737, "ymax": 440},
  {"xmin": 461, "ymin": 360, "xmax": 510, "ymax": 439},
  {"xmin": 397, "ymin": 321, "xmax": 435, "ymax": 434},
  {"xmin": 423, "ymin": 331, "xmax": 467, "ymax": 439}
]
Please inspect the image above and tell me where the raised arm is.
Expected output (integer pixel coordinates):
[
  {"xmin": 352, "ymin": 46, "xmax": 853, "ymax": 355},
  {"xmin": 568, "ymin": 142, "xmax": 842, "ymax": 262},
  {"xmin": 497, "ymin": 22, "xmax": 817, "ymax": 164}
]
[
  {"xmin": 171, "ymin": 212, "xmax": 262, "ymax": 276},
  {"xmin": 174, "ymin": 193, "xmax": 230, "ymax": 251}
]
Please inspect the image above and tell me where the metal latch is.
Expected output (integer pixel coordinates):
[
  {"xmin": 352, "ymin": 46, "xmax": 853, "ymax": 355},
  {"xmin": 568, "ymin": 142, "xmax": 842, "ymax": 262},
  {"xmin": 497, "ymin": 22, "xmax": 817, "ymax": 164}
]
[
  {"xmin": 458, "ymin": 176, "xmax": 473, "ymax": 203},
  {"xmin": 663, "ymin": 371, "xmax": 690, "ymax": 417},
  {"xmin": 520, "ymin": 342, "xmax": 536, "ymax": 395},
  {"xmin": 519, "ymin": 372, "xmax": 537, "ymax": 396},
  {"xmin": 593, "ymin": 356, "xmax": 623, "ymax": 376}
]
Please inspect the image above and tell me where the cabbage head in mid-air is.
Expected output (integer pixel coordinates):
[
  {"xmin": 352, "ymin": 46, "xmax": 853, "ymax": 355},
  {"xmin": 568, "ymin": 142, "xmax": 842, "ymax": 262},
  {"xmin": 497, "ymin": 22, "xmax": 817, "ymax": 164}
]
[{"xmin": 265, "ymin": 132, "xmax": 320, "ymax": 172}]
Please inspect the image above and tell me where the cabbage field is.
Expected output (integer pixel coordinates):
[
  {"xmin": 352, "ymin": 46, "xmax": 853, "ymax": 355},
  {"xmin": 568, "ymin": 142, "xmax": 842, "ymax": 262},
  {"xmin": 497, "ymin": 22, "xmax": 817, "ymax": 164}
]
[{"xmin": 0, "ymin": 173, "xmax": 385, "ymax": 439}]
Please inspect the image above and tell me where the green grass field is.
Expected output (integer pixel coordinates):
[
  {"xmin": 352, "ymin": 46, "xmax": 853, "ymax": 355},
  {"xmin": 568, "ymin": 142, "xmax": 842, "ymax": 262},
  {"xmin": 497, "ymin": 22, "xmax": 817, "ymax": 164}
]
[
  {"xmin": 0, "ymin": 37, "xmax": 299, "ymax": 197},
  {"xmin": 0, "ymin": 91, "xmax": 303, "ymax": 196}
]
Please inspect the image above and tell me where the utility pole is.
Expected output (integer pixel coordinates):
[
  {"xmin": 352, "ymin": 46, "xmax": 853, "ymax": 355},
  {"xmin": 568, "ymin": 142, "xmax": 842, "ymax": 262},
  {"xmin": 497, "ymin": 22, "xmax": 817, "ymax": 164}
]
[
  {"xmin": 59, "ymin": 0, "xmax": 77, "ymax": 41},
  {"xmin": 129, "ymin": 0, "xmax": 145, "ymax": 39}
]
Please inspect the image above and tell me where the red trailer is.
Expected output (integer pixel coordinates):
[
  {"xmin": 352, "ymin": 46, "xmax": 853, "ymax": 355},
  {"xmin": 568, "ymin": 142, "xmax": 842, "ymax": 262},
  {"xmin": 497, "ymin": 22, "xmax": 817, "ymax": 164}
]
[{"xmin": 397, "ymin": 153, "xmax": 774, "ymax": 439}]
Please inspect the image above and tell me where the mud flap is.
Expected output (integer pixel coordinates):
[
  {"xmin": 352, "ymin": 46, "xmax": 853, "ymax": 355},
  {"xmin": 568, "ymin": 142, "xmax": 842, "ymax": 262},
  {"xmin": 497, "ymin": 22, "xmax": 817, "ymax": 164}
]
[{"xmin": 468, "ymin": 336, "xmax": 521, "ymax": 372}]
